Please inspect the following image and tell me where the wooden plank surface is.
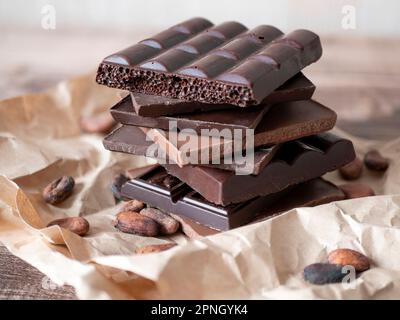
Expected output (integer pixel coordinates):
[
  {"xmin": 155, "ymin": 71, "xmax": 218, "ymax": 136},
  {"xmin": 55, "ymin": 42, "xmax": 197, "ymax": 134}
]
[
  {"xmin": 1, "ymin": 31, "xmax": 399, "ymax": 299},
  {"xmin": 0, "ymin": 246, "xmax": 77, "ymax": 299}
]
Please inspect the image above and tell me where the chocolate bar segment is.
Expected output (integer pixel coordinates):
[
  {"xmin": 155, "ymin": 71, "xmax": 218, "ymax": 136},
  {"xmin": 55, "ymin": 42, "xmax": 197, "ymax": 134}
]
[
  {"xmin": 201, "ymin": 146, "xmax": 280, "ymax": 175},
  {"xmin": 96, "ymin": 18, "xmax": 322, "ymax": 107},
  {"xmin": 253, "ymin": 178, "xmax": 345, "ymax": 223},
  {"xmin": 162, "ymin": 133, "xmax": 355, "ymax": 205},
  {"xmin": 103, "ymin": 125, "xmax": 154, "ymax": 157},
  {"xmin": 171, "ymin": 178, "xmax": 345, "ymax": 238},
  {"xmin": 131, "ymin": 73, "xmax": 315, "ymax": 116},
  {"xmin": 111, "ymin": 95, "xmax": 269, "ymax": 134}
]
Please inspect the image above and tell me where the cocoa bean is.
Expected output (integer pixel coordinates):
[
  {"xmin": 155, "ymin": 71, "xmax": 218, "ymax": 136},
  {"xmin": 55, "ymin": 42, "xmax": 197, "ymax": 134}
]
[
  {"xmin": 339, "ymin": 157, "xmax": 363, "ymax": 180},
  {"xmin": 47, "ymin": 217, "xmax": 89, "ymax": 236},
  {"xmin": 364, "ymin": 150, "xmax": 389, "ymax": 172},
  {"xmin": 111, "ymin": 173, "xmax": 129, "ymax": 201},
  {"xmin": 119, "ymin": 199, "xmax": 145, "ymax": 213},
  {"xmin": 135, "ymin": 243, "xmax": 177, "ymax": 254},
  {"xmin": 328, "ymin": 248, "xmax": 370, "ymax": 272},
  {"xmin": 303, "ymin": 263, "xmax": 347, "ymax": 285},
  {"xmin": 114, "ymin": 211, "xmax": 160, "ymax": 236},
  {"xmin": 140, "ymin": 208, "xmax": 179, "ymax": 235},
  {"xmin": 80, "ymin": 111, "xmax": 116, "ymax": 134},
  {"xmin": 339, "ymin": 183, "xmax": 375, "ymax": 199},
  {"xmin": 42, "ymin": 176, "xmax": 75, "ymax": 205}
]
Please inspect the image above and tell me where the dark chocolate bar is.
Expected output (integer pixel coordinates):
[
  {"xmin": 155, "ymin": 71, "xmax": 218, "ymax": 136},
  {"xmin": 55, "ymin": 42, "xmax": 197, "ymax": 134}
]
[
  {"xmin": 96, "ymin": 18, "xmax": 322, "ymax": 107},
  {"xmin": 121, "ymin": 167, "xmax": 345, "ymax": 231},
  {"xmin": 104, "ymin": 99, "xmax": 337, "ymax": 166},
  {"xmin": 201, "ymin": 146, "xmax": 280, "ymax": 175},
  {"xmin": 103, "ymin": 125, "xmax": 154, "ymax": 157},
  {"xmin": 121, "ymin": 166, "xmax": 289, "ymax": 231},
  {"xmin": 163, "ymin": 133, "xmax": 355, "ymax": 205},
  {"xmin": 130, "ymin": 73, "xmax": 315, "ymax": 116},
  {"xmin": 111, "ymin": 94, "xmax": 270, "ymax": 134},
  {"xmin": 171, "ymin": 178, "xmax": 345, "ymax": 238}
]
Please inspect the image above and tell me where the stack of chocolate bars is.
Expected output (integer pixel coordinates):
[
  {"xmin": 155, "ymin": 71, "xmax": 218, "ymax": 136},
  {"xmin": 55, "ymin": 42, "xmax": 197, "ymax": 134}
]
[{"xmin": 96, "ymin": 18, "xmax": 356, "ymax": 234}]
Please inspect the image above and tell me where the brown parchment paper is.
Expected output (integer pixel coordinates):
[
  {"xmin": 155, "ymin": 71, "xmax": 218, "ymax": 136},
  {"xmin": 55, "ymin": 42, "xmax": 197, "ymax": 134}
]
[{"xmin": 1, "ymin": 73, "xmax": 400, "ymax": 299}]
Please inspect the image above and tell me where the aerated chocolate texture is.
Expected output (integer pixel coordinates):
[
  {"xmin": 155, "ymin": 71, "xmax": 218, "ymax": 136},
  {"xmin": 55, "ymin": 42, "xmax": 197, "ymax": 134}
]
[
  {"xmin": 129, "ymin": 73, "xmax": 316, "ymax": 116},
  {"xmin": 96, "ymin": 17, "xmax": 322, "ymax": 107}
]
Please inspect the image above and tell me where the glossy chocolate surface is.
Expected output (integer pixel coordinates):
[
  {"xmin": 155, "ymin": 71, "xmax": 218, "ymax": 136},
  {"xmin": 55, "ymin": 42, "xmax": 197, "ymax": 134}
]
[
  {"xmin": 96, "ymin": 18, "xmax": 322, "ymax": 107},
  {"xmin": 163, "ymin": 133, "xmax": 355, "ymax": 205}
]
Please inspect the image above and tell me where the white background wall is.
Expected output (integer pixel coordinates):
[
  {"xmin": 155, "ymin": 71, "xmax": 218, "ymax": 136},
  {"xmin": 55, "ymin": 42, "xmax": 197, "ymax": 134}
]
[{"xmin": 1, "ymin": 0, "xmax": 399, "ymax": 37}]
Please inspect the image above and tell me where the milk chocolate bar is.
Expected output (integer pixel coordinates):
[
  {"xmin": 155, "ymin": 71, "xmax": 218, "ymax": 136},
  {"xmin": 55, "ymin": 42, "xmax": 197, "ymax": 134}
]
[
  {"xmin": 130, "ymin": 73, "xmax": 315, "ymax": 116},
  {"xmin": 163, "ymin": 133, "xmax": 355, "ymax": 205},
  {"xmin": 171, "ymin": 178, "xmax": 345, "ymax": 238},
  {"xmin": 96, "ymin": 18, "xmax": 322, "ymax": 107}
]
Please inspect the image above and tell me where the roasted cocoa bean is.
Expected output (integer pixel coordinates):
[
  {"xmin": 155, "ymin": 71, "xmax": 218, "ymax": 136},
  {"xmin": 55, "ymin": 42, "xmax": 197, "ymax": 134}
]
[
  {"xmin": 140, "ymin": 208, "xmax": 180, "ymax": 235},
  {"xmin": 47, "ymin": 217, "xmax": 89, "ymax": 236},
  {"xmin": 114, "ymin": 211, "xmax": 160, "ymax": 237},
  {"xmin": 328, "ymin": 248, "xmax": 370, "ymax": 272},
  {"xmin": 42, "ymin": 176, "xmax": 75, "ymax": 205},
  {"xmin": 339, "ymin": 183, "xmax": 375, "ymax": 199},
  {"xmin": 339, "ymin": 157, "xmax": 363, "ymax": 180},
  {"xmin": 135, "ymin": 243, "xmax": 177, "ymax": 254},
  {"xmin": 111, "ymin": 173, "xmax": 129, "ymax": 201},
  {"xmin": 80, "ymin": 111, "xmax": 116, "ymax": 134},
  {"xmin": 364, "ymin": 150, "xmax": 389, "ymax": 172},
  {"xmin": 303, "ymin": 263, "xmax": 347, "ymax": 285},
  {"xmin": 119, "ymin": 199, "xmax": 145, "ymax": 213}
]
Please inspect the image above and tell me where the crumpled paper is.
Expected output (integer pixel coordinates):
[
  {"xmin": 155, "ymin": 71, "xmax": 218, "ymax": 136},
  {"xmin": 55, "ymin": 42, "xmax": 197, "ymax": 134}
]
[{"xmin": 1, "ymin": 73, "xmax": 400, "ymax": 299}]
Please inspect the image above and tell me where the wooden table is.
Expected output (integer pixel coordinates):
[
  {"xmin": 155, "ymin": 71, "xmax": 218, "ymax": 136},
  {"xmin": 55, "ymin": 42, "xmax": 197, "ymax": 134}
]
[{"xmin": 1, "ymin": 31, "xmax": 399, "ymax": 299}]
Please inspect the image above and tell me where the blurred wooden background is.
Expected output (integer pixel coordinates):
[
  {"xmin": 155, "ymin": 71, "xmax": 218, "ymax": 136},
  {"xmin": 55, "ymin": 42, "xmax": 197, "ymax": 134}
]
[{"xmin": 0, "ymin": 28, "xmax": 399, "ymax": 299}]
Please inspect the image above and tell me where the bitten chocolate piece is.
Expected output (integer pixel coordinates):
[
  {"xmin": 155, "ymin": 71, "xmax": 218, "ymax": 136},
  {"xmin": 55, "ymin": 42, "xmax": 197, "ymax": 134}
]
[
  {"xmin": 111, "ymin": 94, "xmax": 270, "ymax": 134},
  {"xmin": 120, "ymin": 166, "xmax": 345, "ymax": 231},
  {"xmin": 130, "ymin": 73, "xmax": 315, "ymax": 116},
  {"xmin": 173, "ymin": 178, "xmax": 345, "ymax": 238},
  {"xmin": 163, "ymin": 133, "xmax": 356, "ymax": 205},
  {"xmin": 96, "ymin": 18, "xmax": 322, "ymax": 107}
]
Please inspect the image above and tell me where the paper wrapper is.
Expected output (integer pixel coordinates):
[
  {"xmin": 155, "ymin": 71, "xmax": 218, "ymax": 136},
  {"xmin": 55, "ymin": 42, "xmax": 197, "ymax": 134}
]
[{"xmin": 1, "ymin": 73, "xmax": 400, "ymax": 300}]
